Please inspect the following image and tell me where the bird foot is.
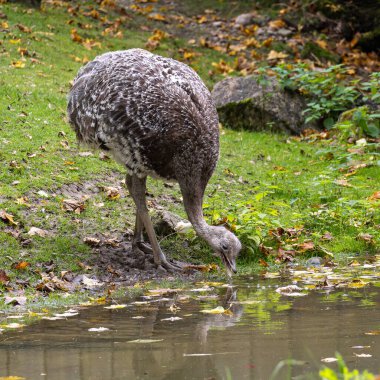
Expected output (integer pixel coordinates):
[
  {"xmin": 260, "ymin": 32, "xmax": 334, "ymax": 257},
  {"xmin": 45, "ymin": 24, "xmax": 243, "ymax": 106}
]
[
  {"xmin": 133, "ymin": 241, "xmax": 153, "ymax": 255},
  {"xmin": 158, "ymin": 258, "xmax": 182, "ymax": 273}
]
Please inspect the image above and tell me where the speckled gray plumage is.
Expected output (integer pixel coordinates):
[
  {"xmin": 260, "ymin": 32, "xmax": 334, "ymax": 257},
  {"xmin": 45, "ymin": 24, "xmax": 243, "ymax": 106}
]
[{"xmin": 67, "ymin": 49, "xmax": 219, "ymax": 190}]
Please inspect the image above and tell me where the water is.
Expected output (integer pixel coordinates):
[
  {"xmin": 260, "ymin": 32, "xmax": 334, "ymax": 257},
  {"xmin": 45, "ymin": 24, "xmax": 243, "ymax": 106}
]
[{"xmin": 0, "ymin": 277, "xmax": 379, "ymax": 380}]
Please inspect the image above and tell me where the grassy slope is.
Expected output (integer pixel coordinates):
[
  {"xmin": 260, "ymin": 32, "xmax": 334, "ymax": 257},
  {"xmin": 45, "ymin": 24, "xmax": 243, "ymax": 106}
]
[{"xmin": 0, "ymin": 1, "xmax": 379, "ymax": 294}]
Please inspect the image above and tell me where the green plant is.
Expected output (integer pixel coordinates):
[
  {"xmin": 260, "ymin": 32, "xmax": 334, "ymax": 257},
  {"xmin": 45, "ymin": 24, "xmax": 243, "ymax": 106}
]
[
  {"xmin": 272, "ymin": 64, "xmax": 380, "ymax": 131},
  {"xmin": 319, "ymin": 353, "xmax": 376, "ymax": 380},
  {"xmin": 333, "ymin": 106, "xmax": 380, "ymax": 140}
]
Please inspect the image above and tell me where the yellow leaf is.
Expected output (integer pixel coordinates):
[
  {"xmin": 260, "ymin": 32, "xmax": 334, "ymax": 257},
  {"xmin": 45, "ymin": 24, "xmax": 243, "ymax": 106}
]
[
  {"xmin": 267, "ymin": 50, "xmax": 288, "ymax": 60},
  {"xmin": 9, "ymin": 39, "xmax": 21, "ymax": 44},
  {"xmin": 11, "ymin": 60, "xmax": 25, "ymax": 68},
  {"xmin": 0, "ymin": 210, "xmax": 18, "ymax": 225},
  {"xmin": 315, "ymin": 39, "xmax": 328, "ymax": 49},
  {"xmin": 0, "ymin": 376, "xmax": 25, "ymax": 380},
  {"xmin": 200, "ymin": 306, "xmax": 232, "ymax": 315},
  {"xmin": 197, "ymin": 16, "xmax": 208, "ymax": 24},
  {"xmin": 148, "ymin": 13, "xmax": 167, "ymax": 22},
  {"xmin": 183, "ymin": 51, "xmax": 196, "ymax": 60},
  {"xmin": 1, "ymin": 21, "xmax": 9, "ymax": 29},
  {"xmin": 269, "ymin": 19, "xmax": 286, "ymax": 29}
]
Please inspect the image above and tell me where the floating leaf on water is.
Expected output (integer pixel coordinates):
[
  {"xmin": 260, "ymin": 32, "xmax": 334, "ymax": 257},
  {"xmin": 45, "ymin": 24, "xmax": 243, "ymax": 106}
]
[
  {"xmin": 128, "ymin": 339, "xmax": 163, "ymax": 343},
  {"xmin": 42, "ymin": 316, "xmax": 64, "ymax": 321},
  {"xmin": 276, "ymin": 285, "xmax": 303, "ymax": 294},
  {"xmin": 2, "ymin": 323, "xmax": 25, "ymax": 329},
  {"xmin": 0, "ymin": 376, "xmax": 26, "ymax": 380},
  {"xmin": 161, "ymin": 317, "xmax": 183, "ymax": 322},
  {"xmin": 200, "ymin": 306, "xmax": 232, "ymax": 315},
  {"xmin": 104, "ymin": 304, "xmax": 128, "ymax": 310},
  {"xmin": 88, "ymin": 327, "xmax": 109, "ymax": 332},
  {"xmin": 351, "ymin": 346, "xmax": 371, "ymax": 349},
  {"xmin": 354, "ymin": 353, "xmax": 372, "ymax": 357},
  {"xmin": 131, "ymin": 301, "xmax": 149, "ymax": 305},
  {"xmin": 183, "ymin": 353, "xmax": 213, "ymax": 357},
  {"xmin": 6, "ymin": 315, "xmax": 24, "ymax": 320},
  {"xmin": 321, "ymin": 357, "xmax": 338, "ymax": 363},
  {"xmin": 131, "ymin": 316, "xmax": 145, "ymax": 319},
  {"xmin": 190, "ymin": 286, "xmax": 213, "ymax": 292},
  {"xmin": 263, "ymin": 272, "xmax": 280, "ymax": 279},
  {"xmin": 54, "ymin": 311, "xmax": 79, "ymax": 318},
  {"xmin": 365, "ymin": 330, "xmax": 380, "ymax": 336}
]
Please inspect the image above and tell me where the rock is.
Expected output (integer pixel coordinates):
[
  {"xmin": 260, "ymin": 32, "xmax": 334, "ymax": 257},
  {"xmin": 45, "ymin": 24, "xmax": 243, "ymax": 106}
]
[
  {"xmin": 153, "ymin": 210, "xmax": 189, "ymax": 236},
  {"xmin": 212, "ymin": 75, "xmax": 320, "ymax": 134},
  {"xmin": 235, "ymin": 13, "xmax": 255, "ymax": 26}
]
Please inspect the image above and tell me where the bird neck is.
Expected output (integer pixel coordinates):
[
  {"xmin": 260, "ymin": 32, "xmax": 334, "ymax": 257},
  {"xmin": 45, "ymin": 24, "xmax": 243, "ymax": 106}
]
[{"xmin": 181, "ymin": 191, "xmax": 212, "ymax": 240}]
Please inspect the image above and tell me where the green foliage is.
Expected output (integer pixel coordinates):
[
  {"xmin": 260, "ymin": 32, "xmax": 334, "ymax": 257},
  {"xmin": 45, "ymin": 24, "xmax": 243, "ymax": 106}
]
[
  {"xmin": 319, "ymin": 353, "xmax": 376, "ymax": 380},
  {"xmin": 333, "ymin": 106, "xmax": 380, "ymax": 140},
  {"xmin": 272, "ymin": 65, "xmax": 380, "ymax": 131}
]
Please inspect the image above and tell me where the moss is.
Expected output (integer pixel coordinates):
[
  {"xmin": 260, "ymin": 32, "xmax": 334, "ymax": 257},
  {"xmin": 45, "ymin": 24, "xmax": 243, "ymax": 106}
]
[{"xmin": 301, "ymin": 41, "xmax": 340, "ymax": 64}]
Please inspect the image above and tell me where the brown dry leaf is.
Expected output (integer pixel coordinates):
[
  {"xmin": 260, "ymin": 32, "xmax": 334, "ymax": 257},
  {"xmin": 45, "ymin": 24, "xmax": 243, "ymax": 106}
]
[
  {"xmin": 357, "ymin": 233, "xmax": 374, "ymax": 244},
  {"xmin": 103, "ymin": 186, "xmax": 120, "ymax": 200},
  {"xmin": 315, "ymin": 39, "xmax": 328, "ymax": 49},
  {"xmin": 82, "ymin": 39, "xmax": 102, "ymax": 50},
  {"xmin": 0, "ymin": 270, "xmax": 10, "ymax": 284},
  {"xmin": 269, "ymin": 19, "xmax": 286, "ymax": 29},
  {"xmin": 83, "ymin": 236, "xmax": 101, "ymax": 247},
  {"xmin": 298, "ymin": 241, "xmax": 315, "ymax": 252},
  {"xmin": 148, "ymin": 13, "xmax": 167, "ymax": 22},
  {"xmin": 267, "ymin": 50, "xmax": 288, "ymax": 60},
  {"xmin": 16, "ymin": 24, "xmax": 32, "ymax": 33},
  {"xmin": 200, "ymin": 306, "xmax": 232, "ymax": 315},
  {"xmin": 27, "ymin": 227, "xmax": 50, "ymax": 237},
  {"xmin": 13, "ymin": 261, "xmax": 30, "ymax": 270},
  {"xmin": 211, "ymin": 60, "xmax": 234, "ymax": 74},
  {"xmin": 262, "ymin": 37, "xmax": 273, "ymax": 47},
  {"xmin": 335, "ymin": 179, "xmax": 352, "ymax": 187},
  {"xmin": 0, "ymin": 210, "xmax": 18, "ymax": 225},
  {"xmin": 4, "ymin": 296, "xmax": 27, "ymax": 306},
  {"xmin": 197, "ymin": 15, "xmax": 208, "ymax": 24},
  {"xmin": 368, "ymin": 191, "xmax": 380, "ymax": 201},
  {"xmin": 62, "ymin": 199, "xmax": 86, "ymax": 214},
  {"xmin": 70, "ymin": 28, "xmax": 82, "ymax": 43}
]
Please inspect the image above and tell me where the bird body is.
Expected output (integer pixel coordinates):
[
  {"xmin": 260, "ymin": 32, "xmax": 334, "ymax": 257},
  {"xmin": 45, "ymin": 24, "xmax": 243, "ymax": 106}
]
[{"xmin": 68, "ymin": 49, "xmax": 241, "ymax": 274}]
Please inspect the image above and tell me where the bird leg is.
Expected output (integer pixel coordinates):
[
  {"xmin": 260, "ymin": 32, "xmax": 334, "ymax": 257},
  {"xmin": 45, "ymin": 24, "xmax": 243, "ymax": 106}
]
[
  {"xmin": 126, "ymin": 174, "xmax": 179, "ymax": 271},
  {"xmin": 132, "ymin": 214, "xmax": 153, "ymax": 255}
]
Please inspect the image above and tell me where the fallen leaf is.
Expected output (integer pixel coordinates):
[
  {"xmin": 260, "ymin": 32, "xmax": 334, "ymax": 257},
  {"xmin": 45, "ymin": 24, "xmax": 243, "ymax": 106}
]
[
  {"xmin": 321, "ymin": 357, "xmax": 338, "ymax": 363},
  {"xmin": 11, "ymin": 60, "xmax": 25, "ymax": 68},
  {"xmin": 103, "ymin": 186, "xmax": 120, "ymax": 200},
  {"xmin": 82, "ymin": 275, "xmax": 104, "ymax": 288},
  {"xmin": 161, "ymin": 317, "xmax": 183, "ymax": 321},
  {"xmin": 4, "ymin": 296, "xmax": 27, "ymax": 306},
  {"xmin": 1, "ymin": 323, "xmax": 25, "ymax": 329},
  {"xmin": 128, "ymin": 339, "xmax": 163, "ymax": 343},
  {"xmin": 62, "ymin": 199, "xmax": 86, "ymax": 214},
  {"xmin": 368, "ymin": 191, "xmax": 380, "ymax": 201},
  {"xmin": 83, "ymin": 236, "xmax": 101, "ymax": 246},
  {"xmin": 28, "ymin": 227, "xmax": 50, "ymax": 237},
  {"xmin": 104, "ymin": 304, "xmax": 128, "ymax": 309},
  {"xmin": 0, "ymin": 210, "xmax": 18, "ymax": 225},
  {"xmin": 267, "ymin": 50, "xmax": 288, "ymax": 60},
  {"xmin": 0, "ymin": 270, "xmax": 10, "ymax": 284},
  {"xmin": 269, "ymin": 19, "xmax": 286, "ymax": 29},
  {"xmin": 13, "ymin": 261, "xmax": 29, "ymax": 270},
  {"xmin": 298, "ymin": 241, "xmax": 315, "ymax": 252},
  {"xmin": 88, "ymin": 327, "xmax": 109, "ymax": 332},
  {"xmin": 354, "ymin": 353, "xmax": 372, "ymax": 357},
  {"xmin": 200, "ymin": 306, "xmax": 232, "ymax": 315}
]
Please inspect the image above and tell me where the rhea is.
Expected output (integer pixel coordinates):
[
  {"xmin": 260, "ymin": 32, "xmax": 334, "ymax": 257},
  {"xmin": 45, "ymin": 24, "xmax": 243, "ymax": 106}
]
[{"xmin": 67, "ymin": 49, "xmax": 241, "ymax": 274}]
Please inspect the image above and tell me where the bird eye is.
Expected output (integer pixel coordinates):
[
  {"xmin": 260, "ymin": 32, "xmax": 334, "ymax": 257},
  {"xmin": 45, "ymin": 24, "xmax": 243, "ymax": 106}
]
[{"xmin": 221, "ymin": 243, "xmax": 228, "ymax": 251}]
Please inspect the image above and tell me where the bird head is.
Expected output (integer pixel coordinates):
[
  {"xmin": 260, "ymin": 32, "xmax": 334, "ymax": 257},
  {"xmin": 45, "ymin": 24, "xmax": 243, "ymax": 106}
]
[{"xmin": 208, "ymin": 226, "xmax": 242, "ymax": 276}]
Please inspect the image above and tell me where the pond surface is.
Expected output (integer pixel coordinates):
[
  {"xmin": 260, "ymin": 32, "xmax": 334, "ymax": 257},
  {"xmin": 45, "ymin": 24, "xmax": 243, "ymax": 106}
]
[{"xmin": 0, "ymin": 274, "xmax": 379, "ymax": 380}]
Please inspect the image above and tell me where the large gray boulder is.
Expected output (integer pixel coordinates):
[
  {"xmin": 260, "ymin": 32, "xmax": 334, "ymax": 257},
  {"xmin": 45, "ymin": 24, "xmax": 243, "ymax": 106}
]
[{"xmin": 212, "ymin": 75, "xmax": 320, "ymax": 134}]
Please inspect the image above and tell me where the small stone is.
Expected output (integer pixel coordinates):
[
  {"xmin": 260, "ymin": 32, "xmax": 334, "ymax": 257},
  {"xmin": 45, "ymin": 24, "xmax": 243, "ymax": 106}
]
[{"xmin": 235, "ymin": 13, "xmax": 255, "ymax": 26}]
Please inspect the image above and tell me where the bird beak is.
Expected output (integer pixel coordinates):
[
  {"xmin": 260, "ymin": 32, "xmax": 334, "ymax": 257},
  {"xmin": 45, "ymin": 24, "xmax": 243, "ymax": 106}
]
[{"xmin": 220, "ymin": 252, "xmax": 237, "ymax": 276}]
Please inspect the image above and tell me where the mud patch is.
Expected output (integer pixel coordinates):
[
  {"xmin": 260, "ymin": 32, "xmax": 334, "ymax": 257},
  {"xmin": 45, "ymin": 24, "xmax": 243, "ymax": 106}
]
[{"xmin": 85, "ymin": 233, "xmax": 198, "ymax": 284}]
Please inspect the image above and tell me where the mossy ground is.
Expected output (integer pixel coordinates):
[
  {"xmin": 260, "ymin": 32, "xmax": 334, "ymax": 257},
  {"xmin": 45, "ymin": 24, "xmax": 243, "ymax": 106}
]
[{"xmin": 0, "ymin": 1, "xmax": 379, "ymax": 311}]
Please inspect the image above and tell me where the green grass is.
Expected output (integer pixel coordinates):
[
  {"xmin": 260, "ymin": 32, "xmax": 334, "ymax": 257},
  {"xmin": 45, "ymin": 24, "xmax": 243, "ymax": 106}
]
[{"xmin": 0, "ymin": 0, "xmax": 379, "ymax": 308}]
